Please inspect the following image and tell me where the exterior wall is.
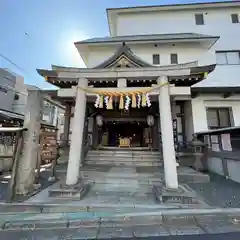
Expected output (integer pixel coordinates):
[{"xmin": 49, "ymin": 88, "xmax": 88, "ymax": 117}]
[
  {"xmin": 227, "ymin": 160, "xmax": 240, "ymax": 183},
  {"xmin": 12, "ymin": 75, "xmax": 28, "ymax": 114},
  {"xmin": 108, "ymin": 5, "xmax": 240, "ymax": 88},
  {"xmin": 115, "ymin": 8, "xmax": 240, "ymax": 50},
  {"xmin": 207, "ymin": 157, "xmax": 224, "ymax": 176},
  {"xmin": 201, "ymin": 129, "xmax": 240, "ymax": 184},
  {"xmin": 191, "ymin": 95, "xmax": 240, "ymax": 133},
  {"xmin": 0, "ymin": 69, "xmax": 16, "ymax": 111},
  {"xmin": 86, "ymin": 43, "xmax": 215, "ymax": 68}
]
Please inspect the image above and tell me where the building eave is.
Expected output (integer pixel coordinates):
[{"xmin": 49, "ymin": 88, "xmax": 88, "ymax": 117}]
[
  {"xmin": 190, "ymin": 64, "xmax": 216, "ymax": 75},
  {"xmin": 37, "ymin": 69, "xmax": 58, "ymax": 78},
  {"xmin": 192, "ymin": 86, "xmax": 240, "ymax": 94},
  {"xmin": 37, "ymin": 62, "xmax": 215, "ymax": 89},
  {"xmin": 75, "ymin": 34, "xmax": 219, "ymax": 45},
  {"xmin": 191, "ymin": 86, "xmax": 240, "ymax": 99},
  {"xmin": 107, "ymin": 1, "xmax": 240, "ymax": 14}
]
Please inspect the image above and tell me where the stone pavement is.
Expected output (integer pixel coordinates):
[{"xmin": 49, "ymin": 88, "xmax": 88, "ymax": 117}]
[
  {"xmin": 28, "ymin": 165, "xmax": 210, "ymax": 207},
  {"xmin": 188, "ymin": 172, "xmax": 240, "ymax": 208},
  {"xmin": 0, "ymin": 213, "xmax": 240, "ymax": 239}
]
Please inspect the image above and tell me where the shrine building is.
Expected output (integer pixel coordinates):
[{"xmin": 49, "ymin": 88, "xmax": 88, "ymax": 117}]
[{"xmin": 37, "ymin": 1, "xmax": 240, "ymax": 190}]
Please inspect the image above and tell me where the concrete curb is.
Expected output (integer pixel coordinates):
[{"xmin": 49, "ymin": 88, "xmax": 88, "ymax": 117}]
[
  {"xmin": 0, "ymin": 202, "xmax": 183, "ymax": 214},
  {"xmin": 1, "ymin": 202, "xmax": 240, "ymax": 215},
  {"xmin": 1, "ymin": 208, "xmax": 240, "ymax": 231},
  {"xmin": 115, "ymin": 207, "xmax": 240, "ymax": 217}
]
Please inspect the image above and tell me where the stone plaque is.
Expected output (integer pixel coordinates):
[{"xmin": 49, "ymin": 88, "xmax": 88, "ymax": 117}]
[{"xmin": 40, "ymin": 131, "xmax": 57, "ymax": 162}]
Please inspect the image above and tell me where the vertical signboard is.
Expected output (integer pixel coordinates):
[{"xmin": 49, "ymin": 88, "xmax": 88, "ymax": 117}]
[{"xmin": 172, "ymin": 119, "xmax": 178, "ymax": 152}]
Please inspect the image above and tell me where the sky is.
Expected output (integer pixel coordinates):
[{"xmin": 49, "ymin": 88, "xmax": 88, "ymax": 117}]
[{"xmin": 0, "ymin": 0, "xmax": 228, "ymax": 89}]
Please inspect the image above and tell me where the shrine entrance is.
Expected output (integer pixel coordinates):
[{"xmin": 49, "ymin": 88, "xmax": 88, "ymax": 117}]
[{"xmin": 101, "ymin": 118, "xmax": 153, "ymax": 148}]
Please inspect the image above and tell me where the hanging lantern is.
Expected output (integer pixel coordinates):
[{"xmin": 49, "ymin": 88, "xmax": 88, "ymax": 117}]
[
  {"xmin": 147, "ymin": 115, "xmax": 154, "ymax": 126},
  {"xmin": 96, "ymin": 115, "xmax": 103, "ymax": 127}
]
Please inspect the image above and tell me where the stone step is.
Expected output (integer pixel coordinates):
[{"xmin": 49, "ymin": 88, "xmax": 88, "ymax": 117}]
[
  {"xmin": 0, "ymin": 202, "xmax": 177, "ymax": 215},
  {"xmin": 56, "ymin": 168, "xmax": 209, "ymax": 184},
  {"xmin": 81, "ymin": 171, "xmax": 160, "ymax": 179},
  {"xmin": 84, "ymin": 161, "xmax": 163, "ymax": 167},
  {"xmin": 85, "ymin": 156, "xmax": 161, "ymax": 161},
  {"xmin": 88, "ymin": 150, "xmax": 161, "ymax": 156},
  {"xmin": 86, "ymin": 155, "xmax": 161, "ymax": 159},
  {"xmin": 87, "ymin": 153, "xmax": 161, "ymax": 157},
  {"xmin": 84, "ymin": 177, "xmax": 163, "ymax": 186},
  {"xmin": 88, "ymin": 149, "xmax": 160, "ymax": 153}
]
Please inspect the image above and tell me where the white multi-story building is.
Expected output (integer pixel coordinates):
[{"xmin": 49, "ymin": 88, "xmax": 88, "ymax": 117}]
[
  {"xmin": 38, "ymin": 1, "xmax": 240, "ymax": 187},
  {"xmin": 76, "ymin": 0, "xmax": 240, "ymax": 134}
]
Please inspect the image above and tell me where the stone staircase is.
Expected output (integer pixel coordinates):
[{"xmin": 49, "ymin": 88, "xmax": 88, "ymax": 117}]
[{"xmin": 84, "ymin": 148, "xmax": 163, "ymax": 167}]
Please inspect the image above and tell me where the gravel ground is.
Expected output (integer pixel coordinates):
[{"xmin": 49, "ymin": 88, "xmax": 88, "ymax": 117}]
[{"xmin": 188, "ymin": 172, "xmax": 240, "ymax": 208}]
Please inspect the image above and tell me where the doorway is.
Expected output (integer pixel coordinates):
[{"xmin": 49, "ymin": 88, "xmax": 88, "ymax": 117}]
[{"xmin": 103, "ymin": 120, "xmax": 148, "ymax": 147}]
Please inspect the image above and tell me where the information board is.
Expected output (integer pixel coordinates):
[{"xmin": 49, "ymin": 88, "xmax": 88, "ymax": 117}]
[{"xmin": 40, "ymin": 131, "xmax": 57, "ymax": 162}]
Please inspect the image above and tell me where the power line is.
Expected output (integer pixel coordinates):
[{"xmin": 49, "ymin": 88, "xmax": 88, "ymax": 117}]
[{"xmin": 0, "ymin": 53, "xmax": 26, "ymax": 74}]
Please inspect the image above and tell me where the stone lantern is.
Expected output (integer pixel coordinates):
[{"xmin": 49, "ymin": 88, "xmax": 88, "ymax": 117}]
[
  {"xmin": 147, "ymin": 115, "xmax": 154, "ymax": 126},
  {"xmin": 192, "ymin": 134, "xmax": 207, "ymax": 171},
  {"xmin": 96, "ymin": 115, "xmax": 103, "ymax": 127}
]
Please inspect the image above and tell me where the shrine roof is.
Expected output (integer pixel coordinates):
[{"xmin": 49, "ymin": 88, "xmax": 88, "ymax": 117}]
[
  {"xmin": 36, "ymin": 43, "xmax": 216, "ymax": 88},
  {"xmin": 75, "ymin": 33, "xmax": 219, "ymax": 45},
  {"xmin": 93, "ymin": 43, "xmax": 153, "ymax": 68}
]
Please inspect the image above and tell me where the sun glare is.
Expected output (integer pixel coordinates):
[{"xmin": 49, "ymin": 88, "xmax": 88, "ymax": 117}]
[{"xmin": 61, "ymin": 31, "xmax": 89, "ymax": 68}]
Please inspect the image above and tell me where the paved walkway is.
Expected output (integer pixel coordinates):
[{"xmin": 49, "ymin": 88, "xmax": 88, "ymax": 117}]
[
  {"xmin": 188, "ymin": 172, "xmax": 240, "ymax": 208},
  {"xmin": 1, "ymin": 214, "xmax": 240, "ymax": 239},
  {"xmin": 26, "ymin": 166, "xmax": 240, "ymax": 210}
]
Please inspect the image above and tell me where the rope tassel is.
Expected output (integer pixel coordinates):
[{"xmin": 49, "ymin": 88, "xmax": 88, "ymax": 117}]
[
  {"xmin": 141, "ymin": 94, "xmax": 147, "ymax": 107},
  {"xmin": 99, "ymin": 95, "xmax": 104, "ymax": 108},
  {"xmin": 132, "ymin": 94, "xmax": 136, "ymax": 108},
  {"xmin": 119, "ymin": 95, "xmax": 124, "ymax": 109},
  {"xmin": 107, "ymin": 96, "xmax": 113, "ymax": 109}
]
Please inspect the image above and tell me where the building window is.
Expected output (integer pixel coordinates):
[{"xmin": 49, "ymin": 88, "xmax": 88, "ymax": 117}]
[
  {"xmin": 195, "ymin": 14, "xmax": 204, "ymax": 25},
  {"xmin": 216, "ymin": 51, "xmax": 240, "ymax": 65},
  {"xmin": 152, "ymin": 54, "xmax": 160, "ymax": 65},
  {"xmin": 170, "ymin": 53, "xmax": 178, "ymax": 64},
  {"xmin": 231, "ymin": 14, "xmax": 239, "ymax": 23},
  {"xmin": 206, "ymin": 108, "xmax": 233, "ymax": 129},
  {"xmin": 0, "ymin": 86, "xmax": 7, "ymax": 93},
  {"xmin": 14, "ymin": 94, "xmax": 19, "ymax": 100}
]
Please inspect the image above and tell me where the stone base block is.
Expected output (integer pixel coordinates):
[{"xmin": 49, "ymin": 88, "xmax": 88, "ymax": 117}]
[
  {"xmin": 48, "ymin": 181, "xmax": 90, "ymax": 200},
  {"xmin": 153, "ymin": 184, "xmax": 200, "ymax": 205}
]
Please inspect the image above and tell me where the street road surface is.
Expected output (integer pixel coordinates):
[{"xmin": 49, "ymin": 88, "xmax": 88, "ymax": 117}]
[{"xmin": 0, "ymin": 229, "xmax": 240, "ymax": 240}]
